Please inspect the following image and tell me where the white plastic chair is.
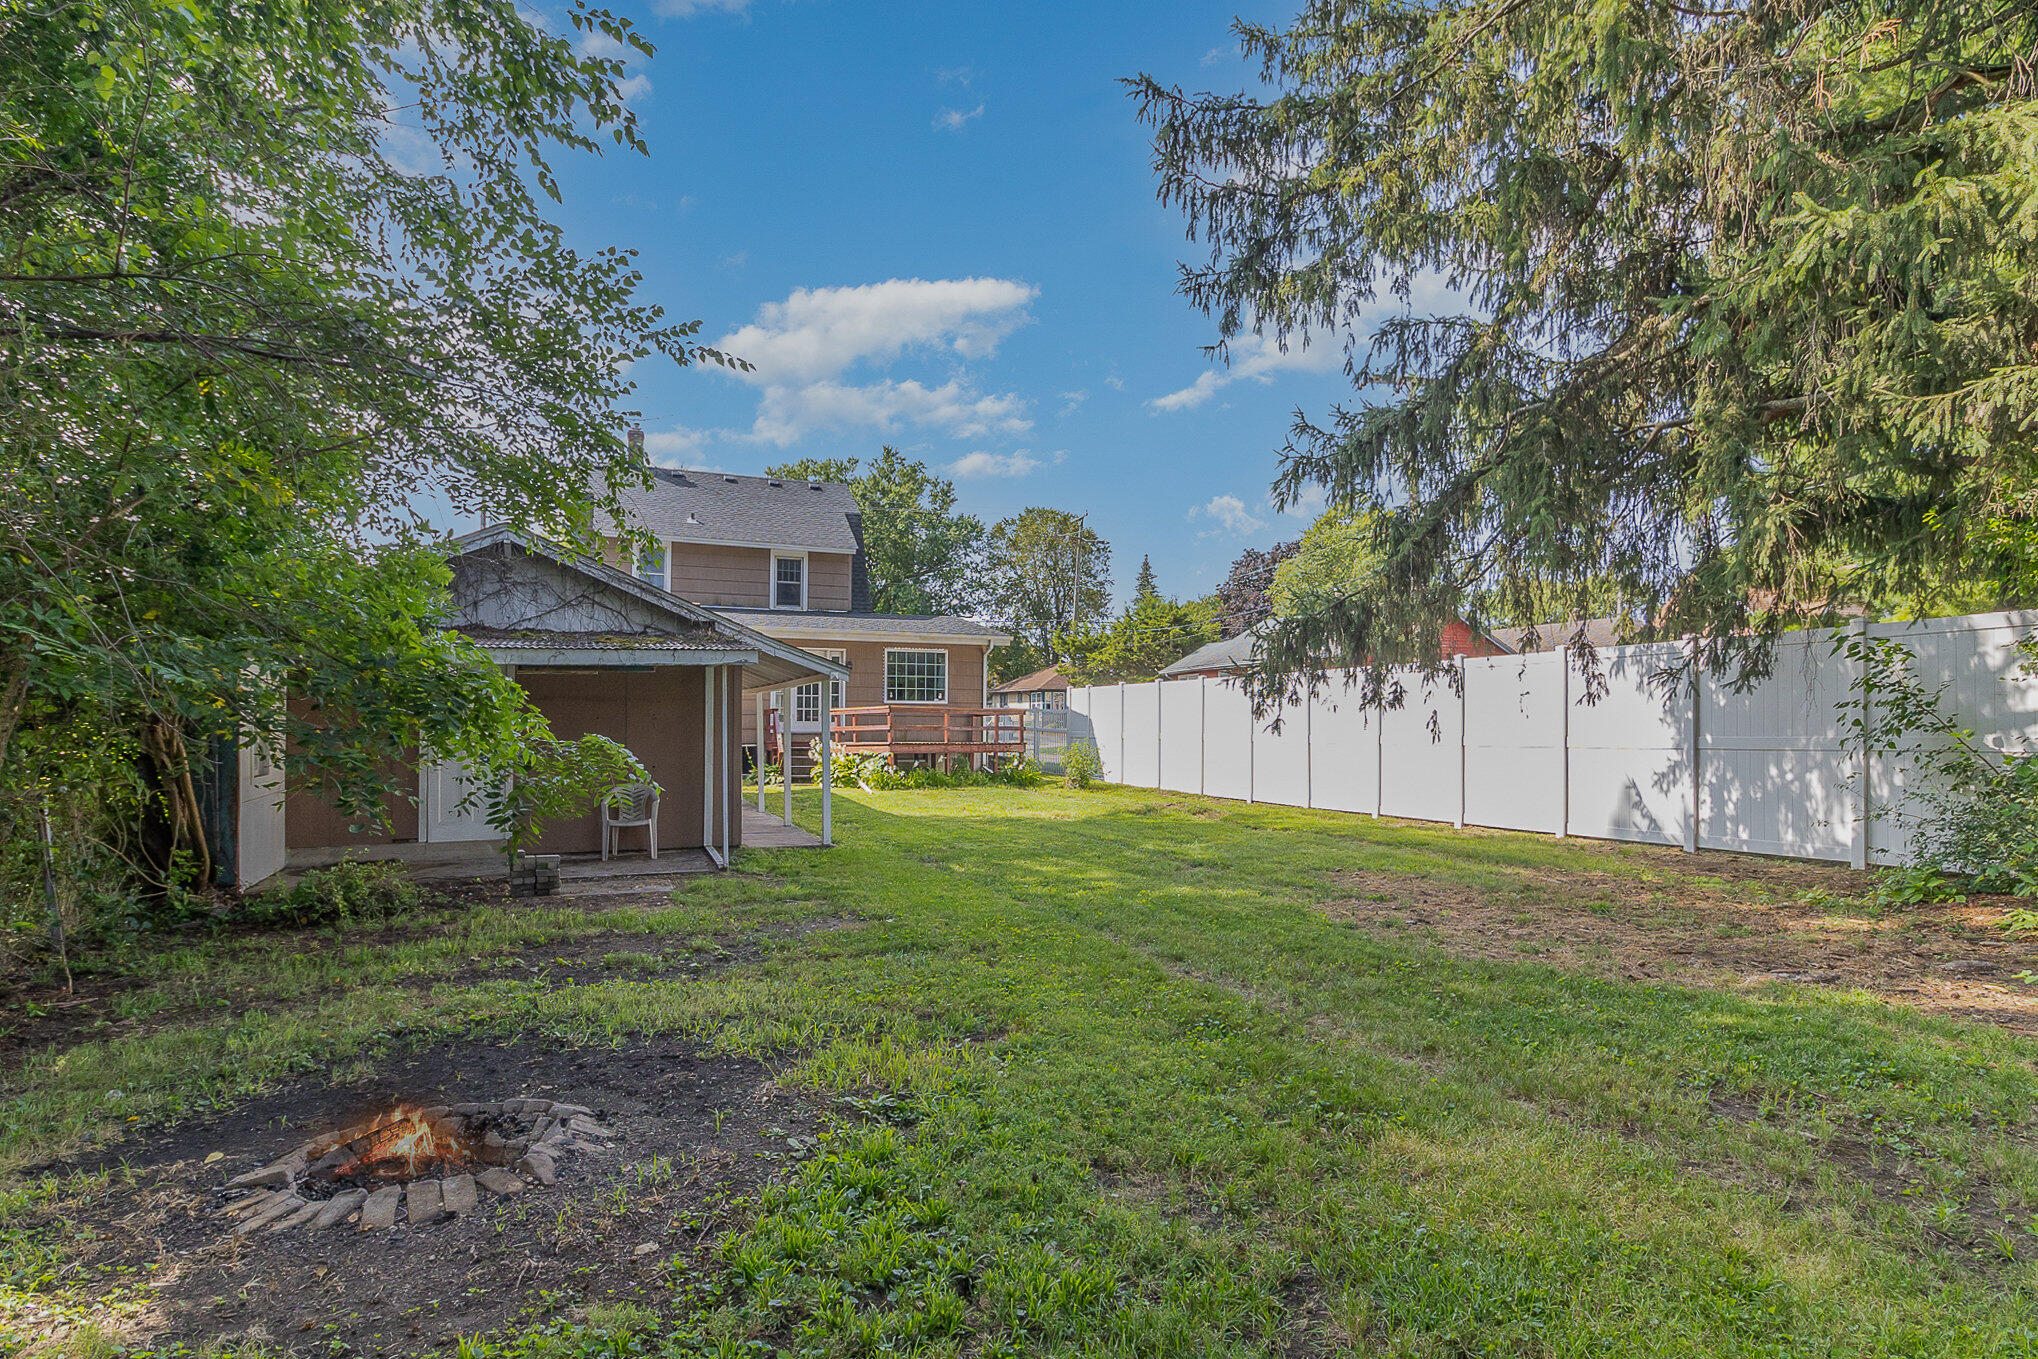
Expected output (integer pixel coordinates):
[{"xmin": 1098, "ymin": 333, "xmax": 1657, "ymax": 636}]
[{"xmin": 601, "ymin": 783, "xmax": 660, "ymax": 861}]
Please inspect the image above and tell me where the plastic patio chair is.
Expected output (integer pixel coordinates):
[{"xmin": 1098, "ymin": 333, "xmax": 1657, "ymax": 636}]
[{"xmin": 601, "ymin": 783, "xmax": 660, "ymax": 861}]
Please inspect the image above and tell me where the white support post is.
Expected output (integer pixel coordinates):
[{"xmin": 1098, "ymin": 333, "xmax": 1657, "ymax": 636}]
[
  {"xmin": 781, "ymin": 686, "xmax": 795, "ymax": 826},
  {"xmin": 756, "ymin": 690, "xmax": 768, "ymax": 812},
  {"xmin": 1684, "ymin": 648, "xmax": 1702, "ymax": 854},
  {"xmin": 702, "ymin": 667, "xmax": 718, "ymax": 865},
  {"xmin": 1156, "ymin": 681, "xmax": 1164, "ymax": 788},
  {"xmin": 820, "ymin": 668, "xmax": 835, "ymax": 847},
  {"xmin": 1454, "ymin": 659, "xmax": 1467, "ymax": 830},
  {"xmin": 1303, "ymin": 692, "xmax": 1314, "ymax": 809},
  {"xmin": 1247, "ymin": 688, "xmax": 1256, "ymax": 804},
  {"xmin": 1199, "ymin": 677, "xmax": 1208, "ymax": 796},
  {"xmin": 1850, "ymin": 617, "xmax": 1871, "ymax": 869},
  {"xmin": 718, "ymin": 669, "xmax": 730, "ymax": 866},
  {"xmin": 1373, "ymin": 690, "xmax": 1384, "ymax": 819},
  {"xmin": 1556, "ymin": 647, "xmax": 1571, "ymax": 839},
  {"xmin": 1118, "ymin": 683, "xmax": 1127, "ymax": 783}
]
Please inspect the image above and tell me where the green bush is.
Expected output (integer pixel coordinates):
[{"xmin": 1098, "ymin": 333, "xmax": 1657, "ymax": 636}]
[
  {"xmin": 1062, "ymin": 740, "xmax": 1103, "ymax": 788},
  {"xmin": 810, "ymin": 746, "xmax": 1045, "ymax": 792},
  {"xmin": 246, "ymin": 861, "xmax": 425, "ymax": 929}
]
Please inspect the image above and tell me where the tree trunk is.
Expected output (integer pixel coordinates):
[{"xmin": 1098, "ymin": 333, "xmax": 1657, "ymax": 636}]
[
  {"xmin": 0, "ymin": 651, "xmax": 30, "ymax": 775},
  {"xmin": 139, "ymin": 715, "xmax": 212, "ymax": 887}
]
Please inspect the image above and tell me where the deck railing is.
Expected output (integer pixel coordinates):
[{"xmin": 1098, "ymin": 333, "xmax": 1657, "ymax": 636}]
[{"xmin": 765, "ymin": 706, "xmax": 1027, "ymax": 762}]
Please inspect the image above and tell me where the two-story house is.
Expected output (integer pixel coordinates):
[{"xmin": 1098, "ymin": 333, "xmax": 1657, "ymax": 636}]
[{"xmin": 608, "ymin": 460, "xmax": 1016, "ymax": 776}]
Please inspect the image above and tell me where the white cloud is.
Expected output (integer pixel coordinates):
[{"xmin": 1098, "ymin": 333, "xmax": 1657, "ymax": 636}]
[
  {"xmin": 712, "ymin": 278, "xmax": 1038, "ymax": 444},
  {"xmin": 1191, "ymin": 494, "xmax": 1268, "ymax": 537},
  {"xmin": 1058, "ymin": 389, "xmax": 1087, "ymax": 414},
  {"xmin": 654, "ymin": 0, "xmax": 751, "ymax": 15},
  {"xmin": 1279, "ymin": 482, "xmax": 1328, "ymax": 519},
  {"xmin": 614, "ymin": 73, "xmax": 653, "ymax": 102},
  {"xmin": 936, "ymin": 64, "xmax": 978, "ymax": 86},
  {"xmin": 751, "ymin": 378, "xmax": 1030, "ymax": 446},
  {"xmin": 933, "ymin": 103, "xmax": 985, "ymax": 133},
  {"xmin": 640, "ymin": 428, "xmax": 705, "ymax": 459},
  {"xmin": 1199, "ymin": 45, "xmax": 1228, "ymax": 66},
  {"xmin": 578, "ymin": 31, "xmax": 635, "ymax": 60},
  {"xmin": 1147, "ymin": 332, "xmax": 1343, "ymax": 413},
  {"xmin": 947, "ymin": 449, "xmax": 1041, "ymax": 479},
  {"xmin": 716, "ymin": 277, "xmax": 1035, "ymax": 385},
  {"xmin": 1102, "ymin": 374, "xmax": 1125, "ymax": 391}
]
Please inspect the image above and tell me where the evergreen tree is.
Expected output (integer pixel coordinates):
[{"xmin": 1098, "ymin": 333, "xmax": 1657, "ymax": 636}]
[
  {"xmin": 1135, "ymin": 0, "xmax": 2038, "ymax": 700},
  {"xmin": 1134, "ymin": 555, "xmax": 1160, "ymax": 601}
]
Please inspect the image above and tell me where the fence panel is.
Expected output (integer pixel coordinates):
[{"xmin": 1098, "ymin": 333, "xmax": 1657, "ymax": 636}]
[
  {"xmin": 1699, "ymin": 634, "xmax": 1855, "ymax": 860},
  {"xmin": 1379, "ymin": 674, "xmax": 1462, "ymax": 824},
  {"xmin": 1203, "ymin": 680, "xmax": 1256, "ymax": 801},
  {"xmin": 1567, "ymin": 642, "xmax": 1690, "ymax": 846},
  {"xmin": 1121, "ymin": 682, "xmax": 1162, "ymax": 788},
  {"xmin": 1159, "ymin": 680, "xmax": 1204, "ymax": 793},
  {"xmin": 1463, "ymin": 654, "xmax": 1566, "ymax": 834},
  {"xmin": 1254, "ymin": 694, "xmax": 1312, "ymax": 807},
  {"xmin": 1309, "ymin": 690, "xmax": 1378, "ymax": 814},
  {"xmin": 1071, "ymin": 685, "xmax": 1122, "ymax": 783}
]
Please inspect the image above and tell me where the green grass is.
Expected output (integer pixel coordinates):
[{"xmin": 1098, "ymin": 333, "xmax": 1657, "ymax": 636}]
[{"xmin": 8, "ymin": 785, "xmax": 2038, "ymax": 1356}]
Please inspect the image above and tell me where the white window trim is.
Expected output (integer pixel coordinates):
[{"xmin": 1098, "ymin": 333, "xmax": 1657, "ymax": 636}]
[
  {"xmin": 770, "ymin": 550, "xmax": 809, "ymax": 610},
  {"xmin": 791, "ymin": 649, "xmax": 846, "ymax": 725},
  {"xmin": 884, "ymin": 646, "xmax": 949, "ymax": 705}
]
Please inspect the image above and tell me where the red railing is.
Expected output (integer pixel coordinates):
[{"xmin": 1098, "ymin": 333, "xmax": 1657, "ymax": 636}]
[{"xmin": 765, "ymin": 706, "xmax": 1026, "ymax": 761}]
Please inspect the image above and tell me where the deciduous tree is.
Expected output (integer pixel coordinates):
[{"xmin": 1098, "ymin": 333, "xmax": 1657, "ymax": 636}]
[{"xmin": 767, "ymin": 448, "xmax": 986, "ymax": 614}]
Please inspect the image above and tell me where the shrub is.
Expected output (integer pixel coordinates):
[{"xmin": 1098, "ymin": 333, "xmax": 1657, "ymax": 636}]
[
  {"xmin": 1062, "ymin": 740, "xmax": 1103, "ymax": 788},
  {"xmin": 246, "ymin": 861, "xmax": 425, "ymax": 929}
]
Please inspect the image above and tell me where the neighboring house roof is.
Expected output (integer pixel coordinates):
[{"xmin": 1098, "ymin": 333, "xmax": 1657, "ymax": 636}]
[
  {"xmin": 1159, "ymin": 627, "xmax": 1265, "ymax": 678},
  {"xmin": 714, "ymin": 606, "xmax": 1012, "ymax": 646},
  {"xmin": 448, "ymin": 526, "xmax": 848, "ymax": 688},
  {"xmin": 1487, "ymin": 615, "xmax": 1630, "ymax": 654},
  {"xmin": 609, "ymin": 468, "xmax": 862, "ymax": 553},
  {"xmin": 992, "ymin": 665, "xmax": 1070, "ymax": 695}
]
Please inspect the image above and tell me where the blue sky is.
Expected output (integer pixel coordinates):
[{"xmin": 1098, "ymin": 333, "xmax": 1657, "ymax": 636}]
[{"xmin": 539, "ymin": 0, "xmax": 1357, "ymax": 605}]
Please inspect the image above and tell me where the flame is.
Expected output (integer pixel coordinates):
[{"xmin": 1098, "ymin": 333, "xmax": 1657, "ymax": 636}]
[{"xmin": 327, "ymin": 1104, "xmax": 465, "ymax": 1179}]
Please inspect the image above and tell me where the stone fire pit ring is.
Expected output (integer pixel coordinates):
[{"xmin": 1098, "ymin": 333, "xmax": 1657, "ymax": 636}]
[{"xmin": 216, "ymin": 1097, "xmax": 613, "ymax": 1235}]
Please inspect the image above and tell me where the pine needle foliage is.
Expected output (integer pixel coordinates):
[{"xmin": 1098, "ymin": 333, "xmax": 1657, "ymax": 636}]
[{"xmin": 1133, "ymin": 0, "xmax": 2038, "ymax": 706}]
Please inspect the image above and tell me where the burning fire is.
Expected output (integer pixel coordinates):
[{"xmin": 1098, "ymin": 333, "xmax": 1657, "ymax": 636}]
[{"xmin": 322, "ymin": 1104, "xmax": 470, "ymax": 1180}]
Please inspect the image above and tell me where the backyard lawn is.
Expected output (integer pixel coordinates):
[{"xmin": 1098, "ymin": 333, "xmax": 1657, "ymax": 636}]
[{"xmin": 6, "ymin": 785, "xmax": 2038, "ymax": 1356}]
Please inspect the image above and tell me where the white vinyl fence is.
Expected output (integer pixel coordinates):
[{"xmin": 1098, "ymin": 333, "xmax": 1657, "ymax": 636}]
[{"xmin": 1067, "ymin": 610, "xmax": 2038, "ymax": 867}]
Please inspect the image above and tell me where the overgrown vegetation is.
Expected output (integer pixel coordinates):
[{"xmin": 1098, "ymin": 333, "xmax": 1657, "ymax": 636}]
[
  {"xmin": 242, "ymin": 862, "xmax": 425, "ymax": 931},
  {"xmin": 815, "ymin": 748, "xmax": 1045, "ymax": 792},
  {"xmin": 4, "ymin": 788, "xmax": 2035, "ymax": 1355},
  {"xmin": 1, "ymin": 0, "xmax": 703, "ymax": 948}
]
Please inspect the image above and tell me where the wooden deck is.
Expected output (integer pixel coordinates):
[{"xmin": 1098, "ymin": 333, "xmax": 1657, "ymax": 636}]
[{"xmin": 766, "ymin": 705, "xmax": 1026, "ymax": 767}]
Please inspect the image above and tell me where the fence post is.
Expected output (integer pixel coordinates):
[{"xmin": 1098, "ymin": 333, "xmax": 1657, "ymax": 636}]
[
  {"xmin": 1373, "ymin": 688, "xmax": 1384, "ymax": 819},
  {"xmin": 1246, "ymin": 683, "xmax": 1257, "ymax": 803},
  {"xmin": 1684, "ymin": 648, "xmax": 1702, "ymax": 854},
  {"xmin": 1556, "ymin": 647, "xmax": 1570, "ymax": 839},
  {"xmin": 1304, "ymin": 691, "xmax": 1314, "ymax": 809},
  {"xmin": 1455, "ymin": 659, "xmax": 1468, "ymax": 829},
  {"xmin": 1850, "ymin": 617, "xmax": 1871, "ymax": 869},
  {"xmin": 1199, "ymin": 677, "xmax": 1208, "ymax": 796},
  {"xmin": 1157, "ymin": 681, "xmax": 1165, "ymax": 789},
  {"xmin": 1118, "ymin": 683, "xmax": 1127, "ymax": 784}
]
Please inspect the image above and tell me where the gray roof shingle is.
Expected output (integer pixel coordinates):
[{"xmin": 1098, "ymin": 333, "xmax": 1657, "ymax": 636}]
[
  {"xmin": 1486, "ymin": 616, "xmax": 1631, "ymax": 654},
  {"xmin": 610, "ymin": 469, "xmax": 861, "ymax": 553},
  {"xmin": 1158, "ymin": 628, "xmax": 1263, "ymax": 677},
  {"xmin": 712, "ymin": 607, "xmax": 1009, "ymax": 641}
]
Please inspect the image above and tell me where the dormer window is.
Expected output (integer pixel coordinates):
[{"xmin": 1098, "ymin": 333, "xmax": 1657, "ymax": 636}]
[{"xmin": 771, "ymin": 553, "xmax": 806, "ymax": 609}]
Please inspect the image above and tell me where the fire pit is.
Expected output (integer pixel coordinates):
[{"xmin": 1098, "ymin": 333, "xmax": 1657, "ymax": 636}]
[{"xmin": 216, "ymin": 1097, "xmax": 612, "ymax": 1234}]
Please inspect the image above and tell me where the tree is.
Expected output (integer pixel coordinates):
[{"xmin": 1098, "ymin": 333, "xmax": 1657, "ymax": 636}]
[
  {"xmin": 1134, "ymin": 0, "xmax": 2038, "ymax": 703},
  {"xmin": 985, "ymin": 508, "xmax": 1112, "ymax": 664},
  {"xmin": 1213, "ymin": 540, "xmax": 1301, "ymax": 639},
  {"xmin": 1, "ymin": 0, "xmax": 713, "ymax": 898},
  {"xmin": 1133, "ymin": 555, "xmax": 1160, "ymax": 601},
  {"xmin": 1064, "ymin": 591, "xmax": 1218, "ymax": 685},
  {"xmin": 766, "ymin": 448, "xmax": 985, "ymax": 614},
  {"xmin": 1268, "ymin": 510, "xmax": 1386, "ymax": 621}
]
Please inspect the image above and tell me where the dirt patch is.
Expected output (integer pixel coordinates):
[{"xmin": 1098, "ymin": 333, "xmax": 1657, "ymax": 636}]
[
  {"xmin": 20, "ymin": 1036, "xmax": 821, "ymax": 1357},
  {"xmin": 1321, "ymin": 846, "xmax": 2038, "ymax": 1033}
]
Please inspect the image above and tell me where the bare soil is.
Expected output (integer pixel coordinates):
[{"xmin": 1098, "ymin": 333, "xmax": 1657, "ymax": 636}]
[
  {"xmin": 1322, "ymin": 841, "xmax": 2038, "ymax": 1032},
  {"xmin": 20, "ymin": 1037, "xmax": 823, "ymax": 1357}
]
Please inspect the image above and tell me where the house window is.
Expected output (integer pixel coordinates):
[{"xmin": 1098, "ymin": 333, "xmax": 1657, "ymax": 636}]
[
  {"xmin": 793, "ymin": 650, "xmax": 846, "ymax": 724},
  {"xmin": 772, "ymin": 554, "xmax": 805, "ymax": 609},
  {"xmin": 885, "ymin": 649, "xmax": 947, "ymax": 704},
  {"xmin": 637, "ymin": 541, "xmax": 667, "ymax": 591}
]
